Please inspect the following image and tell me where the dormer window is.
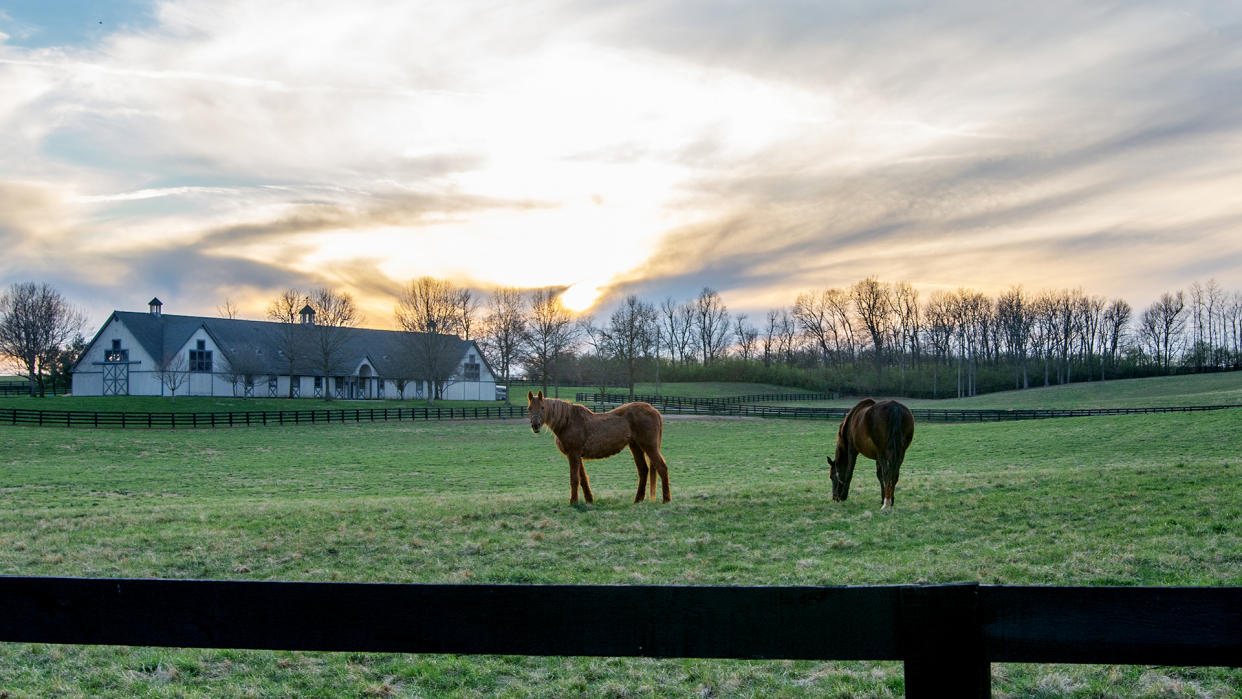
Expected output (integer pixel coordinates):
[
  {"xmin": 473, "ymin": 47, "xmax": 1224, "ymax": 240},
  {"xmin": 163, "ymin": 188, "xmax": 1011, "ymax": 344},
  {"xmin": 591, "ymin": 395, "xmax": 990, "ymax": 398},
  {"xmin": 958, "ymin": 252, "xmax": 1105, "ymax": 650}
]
[
  {"xmin": 463, "ymin": 354, "xmax": 480, "ymax": 381},
  {"xmin": 189, "ymin": 339, "xmax": 213, "ymax": 372},
  {"xmin": 105, "ymin": 339, "xmax": 128, "ymax": 362}
]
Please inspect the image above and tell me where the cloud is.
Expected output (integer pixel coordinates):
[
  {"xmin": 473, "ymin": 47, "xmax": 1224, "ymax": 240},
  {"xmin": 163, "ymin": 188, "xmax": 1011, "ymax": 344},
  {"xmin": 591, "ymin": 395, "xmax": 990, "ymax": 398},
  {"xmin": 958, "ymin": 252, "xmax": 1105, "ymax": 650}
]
[{"xmin": 1, "ymin": 0, "xmax": 1240, "ymax": 328}]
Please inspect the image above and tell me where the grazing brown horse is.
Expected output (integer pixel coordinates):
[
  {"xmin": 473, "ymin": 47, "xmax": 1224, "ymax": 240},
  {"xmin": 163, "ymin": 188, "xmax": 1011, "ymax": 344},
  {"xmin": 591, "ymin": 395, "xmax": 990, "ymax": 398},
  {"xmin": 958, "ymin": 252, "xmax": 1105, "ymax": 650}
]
[
  {"xmin": 827, "ymin": 398, "xmax": 914, "ymax": 509},
  {"xmin": 527, "ymin": 391, "xmax": 670, "ymax": 505}
]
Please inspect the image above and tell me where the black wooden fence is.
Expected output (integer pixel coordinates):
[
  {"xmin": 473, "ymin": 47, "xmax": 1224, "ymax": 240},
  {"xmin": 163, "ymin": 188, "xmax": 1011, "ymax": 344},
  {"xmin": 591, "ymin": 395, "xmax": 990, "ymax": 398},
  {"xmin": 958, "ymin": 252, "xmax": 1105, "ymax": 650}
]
[
  {"xmin": 0, "ymin": 380, "xmax": 70, "ymax": 396},
  {"xmin": 0, "ymin": 405, "xmax": 527, "ymax": 429},
  {"xmin": 583, "ymin": 391, "xmax": 840, "ymax": 405},
  {"xmin": 1, "ymin": 577, "xmax": 1238, "ymax": 697},
  {"xmin": 578, "ymin": 393, "xmax": 1242, "ymax": 423},
  {"xmin": 2, "ymin": 401, "xmax": 1239, "ymax": 430}
]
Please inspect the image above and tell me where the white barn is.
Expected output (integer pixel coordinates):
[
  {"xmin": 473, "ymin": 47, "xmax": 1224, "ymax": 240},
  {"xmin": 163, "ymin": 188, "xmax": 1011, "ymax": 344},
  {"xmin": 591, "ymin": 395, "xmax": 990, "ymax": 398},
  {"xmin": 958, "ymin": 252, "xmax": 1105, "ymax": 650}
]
[{"xmin": 72, "ymin": 299, "xmax": 497, "ymax": 400}]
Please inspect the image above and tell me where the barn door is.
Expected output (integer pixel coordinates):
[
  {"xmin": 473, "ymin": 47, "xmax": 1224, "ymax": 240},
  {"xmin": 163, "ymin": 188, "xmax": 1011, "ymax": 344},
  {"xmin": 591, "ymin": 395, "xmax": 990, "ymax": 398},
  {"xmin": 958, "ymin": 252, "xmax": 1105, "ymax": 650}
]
[{"xmin": 103, "ymin": 362, "xmax": 129, "ymax": 396}]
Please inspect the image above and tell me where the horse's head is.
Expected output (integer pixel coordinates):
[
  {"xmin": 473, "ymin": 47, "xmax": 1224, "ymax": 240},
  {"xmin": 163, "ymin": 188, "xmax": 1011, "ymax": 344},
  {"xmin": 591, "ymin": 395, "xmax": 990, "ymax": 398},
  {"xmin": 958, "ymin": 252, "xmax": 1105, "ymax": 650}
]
[
  {"xmin": 527, "ymin": 390, "xmax": 545, "ymax": 433},
  {"xmin": 826, "ymin": 433, "xmax": 854, "ymax": 502}
]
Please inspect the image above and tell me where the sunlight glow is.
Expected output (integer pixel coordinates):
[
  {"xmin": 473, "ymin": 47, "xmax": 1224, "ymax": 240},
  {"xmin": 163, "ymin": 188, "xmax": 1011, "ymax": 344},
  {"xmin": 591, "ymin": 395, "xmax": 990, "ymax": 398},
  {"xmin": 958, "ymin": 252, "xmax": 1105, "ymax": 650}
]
[{"xmin": 559, "ymin": 282, "xmax": 605, "ymax": 313}]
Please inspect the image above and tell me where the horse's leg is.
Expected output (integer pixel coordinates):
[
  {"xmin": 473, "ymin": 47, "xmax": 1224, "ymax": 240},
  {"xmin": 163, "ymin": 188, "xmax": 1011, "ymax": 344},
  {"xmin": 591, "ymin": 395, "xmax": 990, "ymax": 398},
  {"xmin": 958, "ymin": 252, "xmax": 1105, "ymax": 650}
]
[
  {"xmin": 578, "ymin": 459, "xmax": 594, "ymax": 504},
  {"xmin": 886, "ymin": 463, "xmax": 900, "ymax": 509},
  {"xmin": 645, "ymin": 446, "xmax": 671, "ymax": 503},
  {"xmin": 568, "ymin": 455, "xmax": 580, "ymax": 505},
  {"xmin": 877, "ymin": 457, "xmax": 896, "ymax": 509},
  {"xmin": 630, "ymin": 443, "xmax": 649, "ymax": 503}
]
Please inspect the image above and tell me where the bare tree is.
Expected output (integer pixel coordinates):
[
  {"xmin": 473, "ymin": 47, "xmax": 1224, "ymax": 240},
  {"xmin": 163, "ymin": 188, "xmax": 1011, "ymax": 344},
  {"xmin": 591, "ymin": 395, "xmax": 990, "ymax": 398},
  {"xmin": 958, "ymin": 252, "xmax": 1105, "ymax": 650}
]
[
  {"xmin": 733, "ymin": 313, "xmax": 758, "ymax": 362},
  {"xmin": 266, "ymin": 288, "xmax": 308, "ymax": 397},
  {"xmin": 774, "ymin": 307, "xmax": 799, "ymax": 364},
  {"xmin": 1193, "ymin": 278, "xmax": 1227, "ymax": 368},
  {"xmin": 923, "ymin": 290, "xmax": 957, "ymax": 398},
  {"xmin": 605, "ymin": 296, "xmax": 657, "ymax": 399},
  {"xmin": 523, "ymin": 288, "xmax": 579, "ymax": 395},
  {"xmin": 0, "ymin": 282, "xmax": 86, "ymax": 396},
  {"xmin": 45, "ymin": 334, "xmax": 86, "ymax": 395},
  {"xmin": 761, "ymin": 309, "xmax": 782, "ymax": 367},
  {"xmin": 154, "ymin": 352, "xmax": 192, "ymax": 403},
  {"xmin": 456, "ymin": 287, "xmax": 482, "ymax": 341},
  {"xmin": 658, "ymin": 296, "xmax": 695, "ymax": 365},
  {"xmin": 793, "ymin": 289, "xmax": 837, "ymax": 365},
  {"xmin": 578, "ymin": 314, "xmax": 616, "ymax": 398},
  {"xmin": 307, "ymin": 288, "xmax": 363, "ymax": 400},
  {"xmin": 1140, "ymin": 290, "xmax": 1186, "ymax": 372},
  {"xmin": 1206, "ymin": 279, "xmax": 1226, "ymax": 367},
  {"xmin": 479, "ymin": 286, "xmax": 526, "ymax": 403},
  {"xmin": 851, "ymin": 276, "xmax": 893, "ymax": 386},
  {"xmin": 1077, "ymin": 294, "xmax": 1106, "ymax": 380},
  {"xmin": 692, "ymin": 287, "xmax": 730, "ymax": 365},
  {"xmin": 396, "ymin": 277, "xmax": 466, "ymax": 405},
  {"xmin": 1228, "ymin": 291, "xmax": 1242, "ymax": 367},
  {"xmin": 1101, "ymin": 298, "xmax": 1131, "ymax": 379},
  {"xmin": 996, "ymin": 286, "xmax": 1033, "ymax": 389},
  {"xmin": 954, "ymin": 289, "xmax": 991, "ymax": 397},
  {"xmin": 1047, "ymin": 289, "xmax": 1082, "ymax": 384},
  {"xmin": 891, "ymin": 281, "xmax": 921, "ymax": 392},
  {"xmin": 217, "ymin": 298, "xmax": 240, "ymax": 319}
]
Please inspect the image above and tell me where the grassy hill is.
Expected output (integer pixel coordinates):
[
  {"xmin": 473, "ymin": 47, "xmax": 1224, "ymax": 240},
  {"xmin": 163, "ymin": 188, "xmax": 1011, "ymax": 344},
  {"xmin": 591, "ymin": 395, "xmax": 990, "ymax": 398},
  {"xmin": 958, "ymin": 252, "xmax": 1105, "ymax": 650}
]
[
  {"xmin": 893, "ymin": 372, "xmax": 1242, "ymax": 410},
  {"xmin": 541, "ymin": 373, "xmax": 1242, "ymax": 410}
]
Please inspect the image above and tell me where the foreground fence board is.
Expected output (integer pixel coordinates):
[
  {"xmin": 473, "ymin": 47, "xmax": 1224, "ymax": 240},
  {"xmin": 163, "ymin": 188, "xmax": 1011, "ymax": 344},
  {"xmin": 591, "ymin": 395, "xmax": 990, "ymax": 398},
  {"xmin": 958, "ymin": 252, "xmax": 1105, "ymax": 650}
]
[
  {"xmin": 982, "ymin": 585, "xmax": 1242, "ymax": 666},
  {"xmin": 2, "ymin": 577, "xmax": 1239, "ymax": 697},
  {"xmin": 0, "ymin": 577, "xmax": 907, "ymax": 659}
]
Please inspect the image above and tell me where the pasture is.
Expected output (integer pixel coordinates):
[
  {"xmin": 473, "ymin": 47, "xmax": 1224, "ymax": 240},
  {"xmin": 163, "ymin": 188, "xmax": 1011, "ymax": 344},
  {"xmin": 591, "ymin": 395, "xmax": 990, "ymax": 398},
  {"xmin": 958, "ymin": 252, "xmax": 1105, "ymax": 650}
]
[{"xmin": 1, "ymin": 404, "xmax": 1240, "ymax": 695}]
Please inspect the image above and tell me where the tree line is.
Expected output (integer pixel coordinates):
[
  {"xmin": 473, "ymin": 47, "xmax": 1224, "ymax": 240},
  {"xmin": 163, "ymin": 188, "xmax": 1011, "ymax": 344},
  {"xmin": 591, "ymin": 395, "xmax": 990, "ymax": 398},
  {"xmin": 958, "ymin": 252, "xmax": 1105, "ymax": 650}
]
[
  {"xmin": 3, "ymin": 277, "xmax": 1239, "ymax": 400},
  {"xmin": 469, "ymin": 277, "xmax": 1242, "ymax": 400}
]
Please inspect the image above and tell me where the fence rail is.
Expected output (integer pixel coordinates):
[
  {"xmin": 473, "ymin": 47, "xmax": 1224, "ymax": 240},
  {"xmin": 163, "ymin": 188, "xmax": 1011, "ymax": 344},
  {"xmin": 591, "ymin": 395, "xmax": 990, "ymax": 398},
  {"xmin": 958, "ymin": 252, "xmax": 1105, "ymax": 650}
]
[
  {"xmin": 1, "ymin": 382, "xmax": 70, "ymax": 396},
  {"xmin": 577, "ymin": 393, "xmax": 1242, "ymax": 423},
  {"xmin": 0, "ymin": 577, "xmax": 1238, "ymax": 697},
  {"xmin": 0, "ymin": 405, "xmax": 528, "ymax": 429},
  {"xmin": 3, "ymin": 399, "xmax": 1240, "ymax": 430},
  {"xmin": 581, "ymin": 391, "xmax": 839, "ymax": 405}
]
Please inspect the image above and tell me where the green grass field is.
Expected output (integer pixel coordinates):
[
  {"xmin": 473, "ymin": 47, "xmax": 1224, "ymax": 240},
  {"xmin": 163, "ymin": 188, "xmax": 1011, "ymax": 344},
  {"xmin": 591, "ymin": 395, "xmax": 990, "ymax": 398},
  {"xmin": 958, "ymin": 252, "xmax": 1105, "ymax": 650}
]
[
  {"xmin": 897, "ymin": 371, "xmax": 1242, "ymax": 410},
  {"xmin": 1, "ymin": 392, "xmax": 1240, "ymax": 696},
  {"xmin": 576, "ymin": 373, "xmax": 1242, "ymax": 410}
]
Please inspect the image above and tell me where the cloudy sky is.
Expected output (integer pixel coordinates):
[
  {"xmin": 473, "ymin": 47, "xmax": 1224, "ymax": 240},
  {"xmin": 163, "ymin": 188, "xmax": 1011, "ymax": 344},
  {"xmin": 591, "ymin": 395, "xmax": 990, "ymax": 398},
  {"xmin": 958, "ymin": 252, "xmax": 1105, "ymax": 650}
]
[{"xmin": 2, "ymin": 1, "xmax": 1240, "ymax": 332}]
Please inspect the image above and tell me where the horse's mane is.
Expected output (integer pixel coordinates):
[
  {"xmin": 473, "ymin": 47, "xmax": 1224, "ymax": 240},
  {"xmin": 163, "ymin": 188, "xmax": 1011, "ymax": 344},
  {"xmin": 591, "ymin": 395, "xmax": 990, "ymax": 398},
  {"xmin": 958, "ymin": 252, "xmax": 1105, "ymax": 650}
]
[{"xmin": 540, "ymin": 397, "xmax": 593, "ymax": 432}]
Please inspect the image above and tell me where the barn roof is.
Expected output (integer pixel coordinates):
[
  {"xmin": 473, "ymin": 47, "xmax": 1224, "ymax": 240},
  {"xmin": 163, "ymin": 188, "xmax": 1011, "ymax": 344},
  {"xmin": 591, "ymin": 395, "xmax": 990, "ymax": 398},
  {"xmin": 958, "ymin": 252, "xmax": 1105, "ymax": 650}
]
[{"xmin": 77, "ymin": 311, "xmax": 484, "ymax": 379}]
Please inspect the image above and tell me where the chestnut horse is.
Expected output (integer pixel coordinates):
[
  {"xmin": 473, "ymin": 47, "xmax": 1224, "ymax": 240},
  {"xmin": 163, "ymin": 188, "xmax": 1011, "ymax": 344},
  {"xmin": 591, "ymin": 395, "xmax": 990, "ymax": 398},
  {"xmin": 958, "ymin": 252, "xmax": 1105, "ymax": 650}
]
[
  {"xmin": 527, "ymin": 391, "xmax": 670, "ymax": 505},
  {"xmin": 827, "ymin": 398, "xmax": 914, "ymax": 509}
]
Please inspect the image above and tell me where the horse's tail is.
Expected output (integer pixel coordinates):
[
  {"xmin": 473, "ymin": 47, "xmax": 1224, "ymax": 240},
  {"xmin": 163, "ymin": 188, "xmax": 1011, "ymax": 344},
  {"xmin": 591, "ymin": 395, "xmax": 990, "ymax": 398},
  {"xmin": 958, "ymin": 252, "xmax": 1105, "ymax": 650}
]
[{"xmin": 884, "ymin": 402, "xmax": 909, "ymax": 469}]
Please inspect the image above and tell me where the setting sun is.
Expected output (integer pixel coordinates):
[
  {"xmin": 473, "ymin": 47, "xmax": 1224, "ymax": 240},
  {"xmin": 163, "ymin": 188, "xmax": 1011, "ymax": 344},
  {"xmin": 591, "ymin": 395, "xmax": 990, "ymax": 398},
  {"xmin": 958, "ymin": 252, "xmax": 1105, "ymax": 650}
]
[{"xmin": 559, "ymin": 281, "xmax": 606, "ymax": 313}]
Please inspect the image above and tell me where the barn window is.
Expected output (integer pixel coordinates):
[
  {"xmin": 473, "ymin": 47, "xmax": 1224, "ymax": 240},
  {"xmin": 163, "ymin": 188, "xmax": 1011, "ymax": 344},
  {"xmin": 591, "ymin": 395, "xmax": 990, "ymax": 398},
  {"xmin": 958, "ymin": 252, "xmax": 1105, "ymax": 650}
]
[
  {"xmin": 189, "ymin": 339, "xmax": 213, "ymax": 372},
  {"xmin": 463, "ymin": 354, "xmax": 480, "ymax": 381},
  {"xmin": 105, "ymin": 339, "xmax": 128, "ymax": 362}
]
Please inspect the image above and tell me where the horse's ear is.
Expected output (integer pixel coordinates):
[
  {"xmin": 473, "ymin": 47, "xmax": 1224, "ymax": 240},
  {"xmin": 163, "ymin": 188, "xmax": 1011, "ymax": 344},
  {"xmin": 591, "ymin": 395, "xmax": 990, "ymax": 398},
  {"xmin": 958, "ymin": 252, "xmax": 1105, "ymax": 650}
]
[
  {"xmin": 527, "ymin": 391, "xmax": 534, "ymax": 401},
  {"xmin": 537, "ymin": 390, "xmax": 544, "ymax": 399},
  {"xmin": 826, "ymin": 456, "xmax": 835, "ymax": 468}
]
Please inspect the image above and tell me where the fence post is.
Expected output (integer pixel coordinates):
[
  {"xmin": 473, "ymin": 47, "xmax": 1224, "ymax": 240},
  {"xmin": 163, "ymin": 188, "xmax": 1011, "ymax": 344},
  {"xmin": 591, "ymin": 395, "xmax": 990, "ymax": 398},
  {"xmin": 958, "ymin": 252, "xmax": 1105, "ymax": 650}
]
[{"xmin": 899, "ymin": 583, "xmax": 989, "ymax": 697}]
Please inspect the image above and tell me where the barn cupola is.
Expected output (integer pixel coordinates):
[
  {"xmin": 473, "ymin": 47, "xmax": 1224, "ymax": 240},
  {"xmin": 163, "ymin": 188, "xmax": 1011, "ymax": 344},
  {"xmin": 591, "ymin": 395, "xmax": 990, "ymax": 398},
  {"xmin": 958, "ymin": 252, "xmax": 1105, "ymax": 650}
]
[
  {"xmin": 148, "ymin": 297, "xmax": 163, "ymax": 317},
  {"xmin": 299, "ymin": 304, "xmax": 316, "ymax": 325}
]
